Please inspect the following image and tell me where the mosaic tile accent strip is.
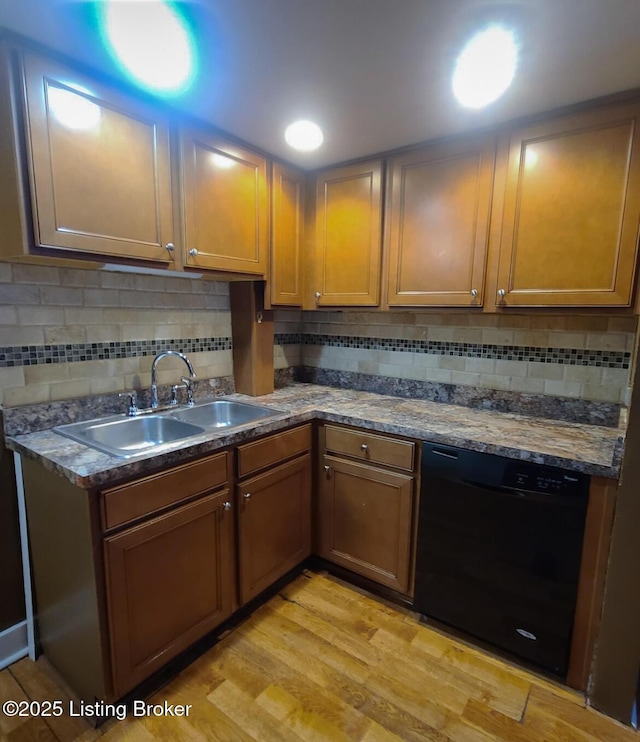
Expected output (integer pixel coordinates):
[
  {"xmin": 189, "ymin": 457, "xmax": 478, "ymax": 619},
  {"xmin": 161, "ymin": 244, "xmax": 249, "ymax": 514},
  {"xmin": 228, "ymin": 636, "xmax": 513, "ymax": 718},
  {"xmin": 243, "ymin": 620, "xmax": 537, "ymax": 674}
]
[
  {"xmin": 0, "ymin": 337, "xmax": 233, "ymax": 368},
  {"xmin": 274, "ymin": 333, "xmax": 630, "ymax": 369}
]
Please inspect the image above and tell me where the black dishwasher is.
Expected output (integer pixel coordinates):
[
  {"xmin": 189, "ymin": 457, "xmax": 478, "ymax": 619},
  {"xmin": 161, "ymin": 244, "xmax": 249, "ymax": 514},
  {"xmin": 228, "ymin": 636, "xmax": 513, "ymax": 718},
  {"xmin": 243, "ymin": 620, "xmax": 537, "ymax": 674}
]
[{"xmin": 414, "ymin": 442, "xmax": 589, "ymax": 677}]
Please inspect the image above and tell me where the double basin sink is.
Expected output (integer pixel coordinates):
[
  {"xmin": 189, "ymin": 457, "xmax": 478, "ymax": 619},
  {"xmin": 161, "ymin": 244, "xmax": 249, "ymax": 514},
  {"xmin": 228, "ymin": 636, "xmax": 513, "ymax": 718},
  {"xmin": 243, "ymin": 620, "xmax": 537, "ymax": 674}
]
[{"xmin": 54, "ymin": 399, "xmax": 284, "ymax": 458}]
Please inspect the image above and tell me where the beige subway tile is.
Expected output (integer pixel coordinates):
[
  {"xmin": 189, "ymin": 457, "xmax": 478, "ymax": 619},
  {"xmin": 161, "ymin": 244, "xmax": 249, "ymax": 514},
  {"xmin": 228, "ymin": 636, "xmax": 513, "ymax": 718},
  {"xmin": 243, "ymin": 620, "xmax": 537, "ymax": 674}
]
[
  {"xmin": 400, "ymin": 366, "xmax": 428, "ymax": 381},
  {"xmin": 0, "ymin": 326, "xmax": 44, "ymax": 345},
  {"xmin": 83, "ymin": 288, "xmax": 121, "ymax": 307},
  {"xmin": 121, "ymin": 325, "xmax": 155, "ymax": 341},
  {"xmin": 100, "ymin": 271, "xmax": 136, "ymax": 289},
  {"xmin": 581, "ymin": 382, "xmax": 625, "ymax": 403},
  {"xmin": 466, "ymin": 314, "xmax": 500, "ymax": 328},
  {"xmin": 607, "ymin": 316, "xmax": 638, "ymax": 334},
  {"xmin": 3, "ymin": 384, "xmax": 50, "ymax": 406},
  {"xmin": 411, "ymin": 353, "xmax": 439, "ymax": 369},
  {"xmin": 513, "ymin": 330, "xmax": 549, "ymax": 347},
  {"xmin": 102, "ymin": 308, "xmax": 138, "ymax": 324},
  {"xmin": 413, "ymin": 313, "xmax": 444, "ymax": 326},
  {"xmin": 481, "ymin": 328, "xmax": 515, "ymax": 345},
  {"xmin": 125, "ymin": 372, "xmax": 151, "ymax": 389},
  {"xmin": 85, "ymin": 325, "xmax": 122, "ymax": 343},
  {"xmin": 59, "ymin": 267, "xmax": 101, "ymax": 287},
  {"xmin": 424, "ymin": 368, "xmax": 453, "ymax": 384},
  {"xmin": 68, "ymin": 360, "xmax": 113, "ymax": 379},
  {"xmin": 358, "ymin": 361, "xmax": 379, "ymax": 375},
  {"xmin": 90, "ymin": 376, "xmax": 125, "ymax": 395},
  {"xmin": 565, "ymin": 316, "xmax": 609, "ymax": 332},
  {"xmin": 13, "ymin": 264, "xmax": 60, "ymax": 284},
  {"xmin": 497, "ymin": 315, "xmax": 532, "ymax": 329},
  {"xmin": 377, "ymin": 363, "xmax": 403, "ymax": 378},
  {"xmin": 464, "ymin": 357, "xmax": 496, "ymax": 374},
  {"xmin": 0, "ymin": 306, "xmax": 17, "ymax": 325},
  {"xmin": 163, "ymin": 276, "xmax": 194, "ymax": 293},
  {"xmin": 441, "ymin": 314, "xmax": 471, "ymax": 327},
  {"xmin": 563, "ymin": 365, "xmax": 602, "ymax": 383},
  {"xmin": 530, "ymin": 316, "xmax": 568, "ymax": 331},
  {"xmin": 510, "ymin": 377, "xmax": 545, "ymax": 394},
  {"xmin": 108, "ymin": 358, "xmax": 141, "ymax": 376},
  {"xmin": 389, "ymin": 312, "xmax": 416, "ymax": 325},
  {"xmin": 495, "ymin": 359, "xmax": 528, "ymax": 377},
  {"xmin": 17, "ymin": 306, "xmax": 65, "ymax": 326},
  {"xmin": 478, "ymin": 373, "xmax": 511, "ymax": 390},
  {"xmin": 451, "ymin": 371, "xmax": 481, "ymax": 386},
  {"xmin": 627, "ymin": 334, "xmax": 637, "ymax": 352},
  {"xmin": 427, "ymin": 326, "xmax": 457, "ymax": 342},
  {"xmin": 602, "ymin": 367, "xmax": 632, "ymax": 387},
  {"xmin": 134, "ymin": 274, "xmax": 166, "ymax": 292},
  {"xmin": 548, "ymin": 331, "xmax": 586, "ymax": 349},
  {"xmin": 543, "ymin": 380, "xmax": 582, "ymax": 398},
  {"xmin": 64, "ymin": 307, "xmax": 105, "ymax": 325},
  {"xmin": 585, "ymin": 333, "xmax": 628, "ymax": 351},
  {"xmin": 44, "ymin": 325, "xmax": 86, "ymax": 344},
  {"xmin": 0, "ymin": 283, "xmax": 40, "ymax": 305},
  {"xmin": 528, "ymin": 361, "xmax": 564, "ymax": 381},
  {"xmin": 49, "ymin": 379, "xmax": 91, "ymax": 401},
  {"xmin": 453, "ymin": 327, "xmax": 483, "ymax": 343},
  {"xmin": 40, "ymin": 285, "xmax": 83, "ymax": 305},
  {"xmin": 24, "ymin": 364, "xmax": 70, "ymax": 385},
  {"xmin": 0, "ymin": 262, "xmax": 12, "ymax": 282},
  {"xmin": 0, "ymin": 366, "xmax": 25, "ymax": 389},
  {"xmin": 438, "ymin": 355, "xmax": 466, "ymax": 371}
]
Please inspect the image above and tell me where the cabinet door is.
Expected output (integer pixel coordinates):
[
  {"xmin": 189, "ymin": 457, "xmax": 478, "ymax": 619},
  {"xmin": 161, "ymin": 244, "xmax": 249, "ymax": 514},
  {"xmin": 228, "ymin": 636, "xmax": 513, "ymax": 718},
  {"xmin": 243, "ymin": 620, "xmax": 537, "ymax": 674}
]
[
  {"xmin": 386, "ymin": 136, "xmax": 495, "ymax": 306},
  {"xmin": 238, "ymin": 455, "xmax": 311, "ymax": 604},
  {"xmin": 318, "ymin": 455, "xmax": 414, "ymax": 593},
  {"xmin": 104, "ymin": 490, "xmax": 235, "ymax": 697},
  {"xmin": 270, "ymin": 162, "xmax": 304, "ymax": 305},
  {"xmin": 22, "ymin": 53, "xmax": 174, "ymax": 263},
  {"xmin": 495, "ymin": 103, "xmax": 640, "ymax": 307},
  {"xmin": 181, "ymin": 128, "xmax": 268, "ymax": 275},
  {"xmin": 315, "ymin": 160, "xmax": 383, "ymax": 306}
]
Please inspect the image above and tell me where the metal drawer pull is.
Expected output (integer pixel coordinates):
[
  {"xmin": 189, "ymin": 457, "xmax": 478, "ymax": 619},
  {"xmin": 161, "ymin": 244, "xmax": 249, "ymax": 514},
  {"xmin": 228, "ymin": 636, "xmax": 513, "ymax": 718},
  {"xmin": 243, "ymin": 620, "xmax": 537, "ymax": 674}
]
[
  {"xmin": 361, "ymin": 444, "xmax": 368, "ymax": 451},
  {"xmin": 189, "ymin": 248, "xmax": 199, "ymax": 257},
  {"xmin": 223, "ymin": 501, "xmax": 231, "ymax": 511},
  {"xmin": 323, "ymin": 465, "xmax": 330, "ymax": 473},
  {"xmin": 243, "ymin": 492, "xmax": 252, "ymax": 500},
  {"xmin": 470, "ymin": 288, "xmax": 478, "ymax": 298}
]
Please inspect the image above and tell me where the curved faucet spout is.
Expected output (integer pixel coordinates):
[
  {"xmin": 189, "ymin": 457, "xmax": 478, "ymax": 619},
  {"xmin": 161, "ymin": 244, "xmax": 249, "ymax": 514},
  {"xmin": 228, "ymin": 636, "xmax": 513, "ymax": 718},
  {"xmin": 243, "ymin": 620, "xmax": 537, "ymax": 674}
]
[{"xmin": 150, "ymin": 351, "xmax": 197, "ymax": 408}]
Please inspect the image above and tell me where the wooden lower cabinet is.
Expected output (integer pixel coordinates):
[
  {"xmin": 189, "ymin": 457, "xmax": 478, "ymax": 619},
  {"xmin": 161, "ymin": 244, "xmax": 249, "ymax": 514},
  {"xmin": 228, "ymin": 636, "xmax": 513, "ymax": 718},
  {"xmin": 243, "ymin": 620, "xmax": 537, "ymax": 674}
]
[
  {"xmin": 104, "ymin": 490, "xmax": 235, "ymax": 697},
  {"xmin": 318, "ymin": 454, "xmax": 414, "ymax": 593},
  {"xmin": 238, "ymin": 454, "xmax": 312, "ymax": 604}
]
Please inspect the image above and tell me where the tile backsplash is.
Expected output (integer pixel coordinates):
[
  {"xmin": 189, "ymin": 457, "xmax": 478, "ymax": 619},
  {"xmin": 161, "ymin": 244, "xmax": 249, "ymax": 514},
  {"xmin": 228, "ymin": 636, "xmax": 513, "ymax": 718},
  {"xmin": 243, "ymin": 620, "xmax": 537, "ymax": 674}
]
[
  {"xmin": 0, "ymin": 262, "xmax": 232, "ymax": 406},
  {"xmin": 274, "ymin": 310, "xmax": 637, "ymax": 406}
]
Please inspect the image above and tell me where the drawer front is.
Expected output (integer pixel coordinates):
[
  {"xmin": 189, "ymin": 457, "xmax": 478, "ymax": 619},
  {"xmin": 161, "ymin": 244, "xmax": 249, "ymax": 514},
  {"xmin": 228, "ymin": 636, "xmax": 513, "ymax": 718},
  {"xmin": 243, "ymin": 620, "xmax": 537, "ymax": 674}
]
[
  {"xmin": 102, "ymin": 451, "xmax": 229, "ymax": 530},
  {"xmin": 324, "ymin": 425, "xmax": 414, "ymax": 471},
  {"xmin": 237, "ymin": 424, "xmax": 312, "ymax": 478}
]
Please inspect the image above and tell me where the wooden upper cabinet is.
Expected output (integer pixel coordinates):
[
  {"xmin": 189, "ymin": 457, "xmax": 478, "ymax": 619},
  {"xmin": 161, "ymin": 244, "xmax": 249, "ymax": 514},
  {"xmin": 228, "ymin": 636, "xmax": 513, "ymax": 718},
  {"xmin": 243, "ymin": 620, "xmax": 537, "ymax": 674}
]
[
  {"xmin": 495, "ymin": 103, "xmax": 640, "ymax": 307},
  {"xmin": 270, "ymin": 162, "xmax": 304, "ymax": 305},
  {"xmin": 21, "ymin": 53, "xmax": 174, "ymax": 263},
  {"xmin": 315, "ymin": 160, "xmax": 383, "ymax": 306},
  {"xmin": 180, "ymin": 128, "xmax": 268, "ymax": 275},
  {"xmin": 386, "ymin": 136, "xmax": 495, "ymax": 307}
]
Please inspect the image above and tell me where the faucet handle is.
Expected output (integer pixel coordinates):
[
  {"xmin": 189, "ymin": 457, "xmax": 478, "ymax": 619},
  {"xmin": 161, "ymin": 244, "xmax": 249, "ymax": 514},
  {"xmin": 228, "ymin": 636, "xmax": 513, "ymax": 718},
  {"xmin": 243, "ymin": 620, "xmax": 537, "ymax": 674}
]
[
  {"xmin": 170, "ymin": 384, "xmax": 186, "ymax": 406},
  {"xmin": 180, "ymin": 376, "xmax": 195, "ymax": 406},
  {"xmin": 118, "ymin": 390, "xmax": 138, "ymax": 416}
]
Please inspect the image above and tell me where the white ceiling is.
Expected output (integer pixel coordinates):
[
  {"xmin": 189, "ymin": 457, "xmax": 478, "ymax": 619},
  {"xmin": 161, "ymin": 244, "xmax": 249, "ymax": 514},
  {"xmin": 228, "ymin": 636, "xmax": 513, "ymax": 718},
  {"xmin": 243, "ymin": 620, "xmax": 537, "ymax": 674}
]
[{"xmin": 1, "ymin": 0, "xmax": 640, "ymax": 168}]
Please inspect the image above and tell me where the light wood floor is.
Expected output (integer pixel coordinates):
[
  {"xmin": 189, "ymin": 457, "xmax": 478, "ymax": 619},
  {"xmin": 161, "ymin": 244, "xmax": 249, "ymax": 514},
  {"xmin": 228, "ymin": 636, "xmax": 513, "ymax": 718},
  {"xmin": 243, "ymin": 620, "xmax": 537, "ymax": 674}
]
[{"xmin": 0, "ymin": 570, "xmax": 636, "ymax": 741}]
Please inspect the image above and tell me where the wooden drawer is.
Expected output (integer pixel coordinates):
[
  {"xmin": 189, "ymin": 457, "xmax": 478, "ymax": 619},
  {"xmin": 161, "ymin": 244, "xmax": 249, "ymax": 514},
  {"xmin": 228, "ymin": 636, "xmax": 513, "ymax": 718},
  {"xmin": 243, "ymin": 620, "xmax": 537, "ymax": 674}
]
[
  {"xmin": 101, "ymin": 451, "xmax": 229, "ymax": 530},
  {"xmin": 324, "ymin": 425, "xmax": 414, "ymax": 471},
  {"xmin": 237, "ymin": 424, "xmax": 312, "ymax": 478}
]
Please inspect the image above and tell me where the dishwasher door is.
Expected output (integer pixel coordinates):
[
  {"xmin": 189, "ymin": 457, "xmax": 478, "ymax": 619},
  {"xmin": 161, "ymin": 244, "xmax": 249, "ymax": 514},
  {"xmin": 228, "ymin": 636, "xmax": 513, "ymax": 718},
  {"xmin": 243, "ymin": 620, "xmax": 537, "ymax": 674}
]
[{"xmin": 414, "ymin": 443, "xmax": 589, "ymax": 677}]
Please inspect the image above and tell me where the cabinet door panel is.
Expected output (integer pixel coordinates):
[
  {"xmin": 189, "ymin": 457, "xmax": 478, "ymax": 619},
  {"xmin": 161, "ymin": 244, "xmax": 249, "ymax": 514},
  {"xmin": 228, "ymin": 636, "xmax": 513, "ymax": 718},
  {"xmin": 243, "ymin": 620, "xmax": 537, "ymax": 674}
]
[
  {"xmin": 271, "ymin": 162, "xmax": 304, "ymax": 305},
  {"xmin": 238, "ymin": 455, "xmax": 311, "ymax": 604},
  {"xmin": 315, "ymin": 160, "xmax": 383, "ymax": 306},
  {"xmin": 387, "ymin": 137, "xmax": 495, "ymax": 306},
  {"xmin": 181, "ymin": 129, "xmax": 267, "ymax": 274},
  {"xmin": 23, "ymin": 53, "xmax": 173, "ymax": 262},
  {"xmin": 496, "ymin": 104, "xmax": 640, "ymax": 306},
  {"xmin": 104, "ymin": 490, "xmax": 235, "ymax": 696},
  {"xmin": 319, "ymin": 455, "xmax": 413, "ymax": 593}
]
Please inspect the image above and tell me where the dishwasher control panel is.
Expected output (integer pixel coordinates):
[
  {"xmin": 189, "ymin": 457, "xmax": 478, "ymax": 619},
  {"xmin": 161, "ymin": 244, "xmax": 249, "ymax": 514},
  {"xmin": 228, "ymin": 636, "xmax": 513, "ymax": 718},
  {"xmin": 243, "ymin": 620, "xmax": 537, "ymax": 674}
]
[{"xmin": 504, "ymin": 461, "xmax": 589, "ymax": 497}]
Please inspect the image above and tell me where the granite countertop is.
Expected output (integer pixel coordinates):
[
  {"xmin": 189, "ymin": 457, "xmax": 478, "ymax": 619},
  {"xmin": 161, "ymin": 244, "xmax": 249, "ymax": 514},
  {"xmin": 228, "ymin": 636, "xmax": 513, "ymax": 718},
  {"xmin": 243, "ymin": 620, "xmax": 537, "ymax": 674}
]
[{"xmin": 5, "ymin": 383, "xmax": 624, "ymax": 489}]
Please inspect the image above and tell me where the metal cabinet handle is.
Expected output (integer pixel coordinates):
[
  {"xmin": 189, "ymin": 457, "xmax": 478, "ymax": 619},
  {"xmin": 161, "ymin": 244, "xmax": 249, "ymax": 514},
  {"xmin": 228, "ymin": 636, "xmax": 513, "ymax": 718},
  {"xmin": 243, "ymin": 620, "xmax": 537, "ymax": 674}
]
[
  {"xmin": 361, "ymin": 444, "xmax": 368, "ymax": 451},
  {"xmin": 165, "ymin": 242, "xmax": 175, "ymax": 253},
  {"xmin": 323, "ymin": 465, "xmax": 330, "ymax": 473},
  {"xmin": 223, "ymin": 501, "xmax": 231, "ymax": 511},
  {"xmin": 243, "ymin": 492, "xmax": 252, "ymax": 500},
  {"xmin": 189, "ymin": 248, "xmax": 199, "ymax": 257},
  {"xmin": 497, "ymin": 288, "xmax": 506, "ymax": 299},
  {"xmin": 470, "ymin": 288, "xmax": 478, "ymax": 298},
  {"xmin": 315, "ymin": 292, "xmax": 321, "ymax": 300}
]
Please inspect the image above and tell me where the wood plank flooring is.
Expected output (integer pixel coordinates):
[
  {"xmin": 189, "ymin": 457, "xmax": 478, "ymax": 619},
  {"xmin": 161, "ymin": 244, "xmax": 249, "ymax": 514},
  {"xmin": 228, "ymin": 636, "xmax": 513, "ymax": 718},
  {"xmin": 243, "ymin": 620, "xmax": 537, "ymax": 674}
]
[{"xmin": 0, "ymin": 570, "xmax": 636, "ymax": 741}]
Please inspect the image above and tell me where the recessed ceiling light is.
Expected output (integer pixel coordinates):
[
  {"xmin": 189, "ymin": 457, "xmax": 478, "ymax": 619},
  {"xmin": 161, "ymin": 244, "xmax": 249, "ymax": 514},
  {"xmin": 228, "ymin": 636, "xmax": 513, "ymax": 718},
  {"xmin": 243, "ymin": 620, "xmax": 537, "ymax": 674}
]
[
  {"xmin": 284, "ymin": 120, "xmax": 324, "ymax": 152},
  {"xmin": 452, "ymin": 25, "xmax": 518, "ymax": 109},
  {"xmin": 99, "ymin": 0, "xmax": 196, "ymax": 95}
]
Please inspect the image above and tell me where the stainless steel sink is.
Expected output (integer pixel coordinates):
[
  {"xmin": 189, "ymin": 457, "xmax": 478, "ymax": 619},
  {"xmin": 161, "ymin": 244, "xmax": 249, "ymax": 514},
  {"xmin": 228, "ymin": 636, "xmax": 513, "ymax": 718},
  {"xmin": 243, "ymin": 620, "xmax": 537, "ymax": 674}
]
[
  {"xmin": 168, "ymin": 399, "xmax": 284, "ymax": 429},
  {"xmin": 54, "ymin": 414, "xmax": 206, "ymax": 458}
]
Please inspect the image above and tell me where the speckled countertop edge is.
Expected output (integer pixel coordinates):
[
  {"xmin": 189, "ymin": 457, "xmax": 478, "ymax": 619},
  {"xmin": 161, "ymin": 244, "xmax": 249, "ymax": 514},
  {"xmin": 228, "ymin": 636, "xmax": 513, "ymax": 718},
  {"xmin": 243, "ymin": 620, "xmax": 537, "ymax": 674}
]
[{"xmin": 5, "ymin": 384, "xmax": 624, "ymax": 488}]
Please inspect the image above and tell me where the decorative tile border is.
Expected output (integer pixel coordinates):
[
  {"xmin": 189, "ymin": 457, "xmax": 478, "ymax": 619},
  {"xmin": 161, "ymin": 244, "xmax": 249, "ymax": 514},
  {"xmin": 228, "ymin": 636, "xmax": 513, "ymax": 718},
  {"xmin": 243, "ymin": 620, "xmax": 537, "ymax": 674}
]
[
  {"xmin": 0, "ymin": 337, "xmax": 233, "ymax": 368},
  {"xmin": 274, "ymin": 333, "xmax": 630, "ymax": 369}
]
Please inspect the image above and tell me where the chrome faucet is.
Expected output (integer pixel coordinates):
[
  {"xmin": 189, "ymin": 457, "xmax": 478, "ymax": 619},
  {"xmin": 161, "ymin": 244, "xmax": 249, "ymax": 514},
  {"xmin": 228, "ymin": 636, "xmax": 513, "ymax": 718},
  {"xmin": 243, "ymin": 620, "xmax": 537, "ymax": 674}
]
[{"xmin": 150, "ymin": 351, "xmax": 196, "ymax": 408}]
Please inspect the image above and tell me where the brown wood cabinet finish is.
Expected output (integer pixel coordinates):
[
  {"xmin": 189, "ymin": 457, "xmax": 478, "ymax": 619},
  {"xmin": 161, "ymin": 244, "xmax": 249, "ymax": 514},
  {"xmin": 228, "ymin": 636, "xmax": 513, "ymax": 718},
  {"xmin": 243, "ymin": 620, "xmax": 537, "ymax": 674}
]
[
  {"xmin": 494, "ymin": 103, "xmax": 640, "ymax": 307},
  {"xmin": 101, "ymin": 452, "xmax": 228, "ymax": 530},
  {"xmin": 386, "ymin": 136, "xmax": 495, "ymax": 307},
  {"xmin": 180, "ymin": 128, "xmax": 268, "ymax": 275},
  {"xmin": 104, "ymin": 490, "xmax": 235, "ymax": 697},
  {"xmin": 324, "ymin": 425, "xmax": 415, "ymax": 471},
  {"xmin": 237, "ymin": 455, "xmax": 312, "ymax": 604},
  {"xmin": 22, "ymin": 53, "xmax": 174, "ymax": 263},
  {"xmin": 318, "ymin": 454, "xmax": 414, "ymax": 593},
  {"xmin": 237, "ymin": 424, "xmax": 312, "ymax": 478},
  {"xmin": 271, "ymin": 161, "xmax": 304, "ymax": 305},
  {"xmin": 314, "ymin": 160, "xmax": 383, "ymax": 306}
]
